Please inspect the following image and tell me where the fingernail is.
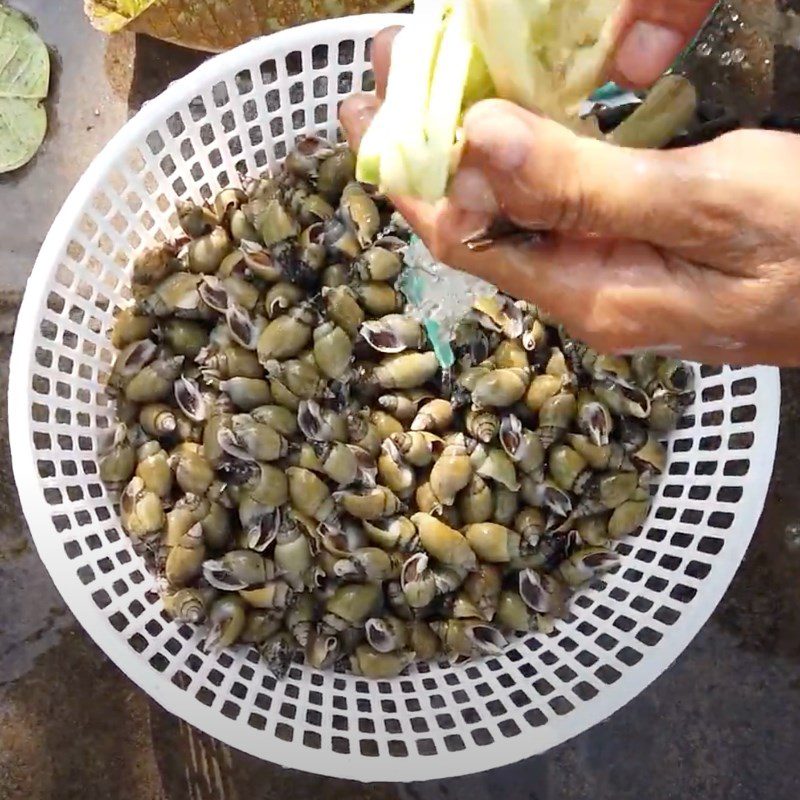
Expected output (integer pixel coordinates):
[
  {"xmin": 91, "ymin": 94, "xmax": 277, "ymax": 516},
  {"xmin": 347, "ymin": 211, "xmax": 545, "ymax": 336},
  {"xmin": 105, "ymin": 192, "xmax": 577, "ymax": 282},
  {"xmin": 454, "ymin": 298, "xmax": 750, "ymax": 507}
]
[
  {"xmin": 615, "ymin": 21, "xmax": 685, "ymax": 87},
  {"xmin": 438, "ymin": 203, "xmax": 493, "ymax": 247},
  {"xmin": 458, "ymin": 215, "xmax": 495, "ymax": 245},
  {"xmin": 449, "ymin": 168, "xmax": 498, "ymax": 214},
  {"xmin": 463, "ymin": 102, "xmax": 530, "ymax": 172}
]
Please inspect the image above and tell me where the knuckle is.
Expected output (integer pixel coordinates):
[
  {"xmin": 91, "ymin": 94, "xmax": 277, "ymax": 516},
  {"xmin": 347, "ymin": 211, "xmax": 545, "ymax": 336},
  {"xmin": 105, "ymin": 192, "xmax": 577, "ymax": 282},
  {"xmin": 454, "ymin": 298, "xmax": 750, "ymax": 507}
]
[
  {"xmin": 575, "ymin": 293, "xmax": 641, "ymax": 354},
  {"xmin": 576, "ymin": 303, "xmax": 617, "ymax": 346},
  {"xmin": 566, "ymin": 318, "xmax": 621, "ymax": 355},
  {"xmin": 527, "ymin": 171, "xmax": 597, "ymax": 235},
  {"xmin": 473, "ymin": 98, "xmax": 511, "ymax": 117},
  {"xmin": 729, "ymin": 280, "xmax": 778, "ymax": 332},
  {"xmin": 539, "ymin": 132, "xmax": 600, "ymax": 233},
  {"xmin": 556, "ymin": 171, "xmax": 602, "ymax": 233},
  {"xmin": 464, "ymin": 98, "xmax": 520, "ymax": 129},
  {"xmin": 587, "ymin": 331, "xmax": 627, "ymax": 356}
]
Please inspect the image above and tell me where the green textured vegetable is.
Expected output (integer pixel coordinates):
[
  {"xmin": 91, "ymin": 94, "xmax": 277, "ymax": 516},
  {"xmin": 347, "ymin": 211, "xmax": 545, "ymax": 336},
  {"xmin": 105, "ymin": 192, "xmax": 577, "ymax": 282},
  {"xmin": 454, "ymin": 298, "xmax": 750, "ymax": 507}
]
[
  {"xmin": 357, "ymin": 0, "xmax": 623, "ymax": 202},
  {"xmin": 0, "ymin": 5, "xmax": 50, "ymax": 173},
  {"xmin": 608, "ymin": 74, "xmax": 698, "ymax": 150}
]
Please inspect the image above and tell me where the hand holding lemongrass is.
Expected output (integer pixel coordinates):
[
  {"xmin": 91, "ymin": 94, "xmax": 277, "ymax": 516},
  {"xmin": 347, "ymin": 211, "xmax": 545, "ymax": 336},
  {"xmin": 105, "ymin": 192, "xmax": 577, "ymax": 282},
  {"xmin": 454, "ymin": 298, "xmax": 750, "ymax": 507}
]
[{"xmin": 342, "ymin": 1, "xmax": 800, "ymax": 367}]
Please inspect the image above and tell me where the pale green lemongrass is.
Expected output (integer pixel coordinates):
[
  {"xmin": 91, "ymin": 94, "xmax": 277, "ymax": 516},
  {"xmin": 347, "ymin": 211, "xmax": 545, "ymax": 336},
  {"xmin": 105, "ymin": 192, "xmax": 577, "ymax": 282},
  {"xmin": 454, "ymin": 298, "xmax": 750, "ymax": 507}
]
[{"xmin": 356, "ymin": 0, "xmax": 697, "ymax": 204}]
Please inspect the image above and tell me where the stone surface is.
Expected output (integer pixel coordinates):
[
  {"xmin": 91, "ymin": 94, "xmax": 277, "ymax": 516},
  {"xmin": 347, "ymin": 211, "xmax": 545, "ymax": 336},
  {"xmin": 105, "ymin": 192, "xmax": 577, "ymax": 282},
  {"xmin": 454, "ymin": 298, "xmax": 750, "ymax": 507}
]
[{"xmin": 2, "ymin": 1, "xmax": 800, "ymax": 799}]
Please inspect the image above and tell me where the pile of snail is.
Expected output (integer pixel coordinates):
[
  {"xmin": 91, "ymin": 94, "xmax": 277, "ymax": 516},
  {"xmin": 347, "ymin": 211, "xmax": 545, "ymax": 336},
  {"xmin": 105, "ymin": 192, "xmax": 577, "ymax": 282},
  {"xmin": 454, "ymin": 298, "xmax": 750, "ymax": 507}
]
[{"xmin": 99, "ymin": 135, "xmax": 693, "ymax": 680}]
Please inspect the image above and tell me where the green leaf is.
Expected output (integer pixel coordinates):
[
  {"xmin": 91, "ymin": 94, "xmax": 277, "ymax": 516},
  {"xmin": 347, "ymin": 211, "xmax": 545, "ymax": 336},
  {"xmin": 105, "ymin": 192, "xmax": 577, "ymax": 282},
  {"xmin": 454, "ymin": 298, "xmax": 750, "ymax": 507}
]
[
  {"xmin": 0, "ymin": 5, "xmax": 49, "ymax": 172},
  {"xmin": 0, "ymin": 95, "xmax": 46, "ymax": 172},
  {"xmin": 0, "ymin": 6, "xmax": 49, "ymax": 99}
]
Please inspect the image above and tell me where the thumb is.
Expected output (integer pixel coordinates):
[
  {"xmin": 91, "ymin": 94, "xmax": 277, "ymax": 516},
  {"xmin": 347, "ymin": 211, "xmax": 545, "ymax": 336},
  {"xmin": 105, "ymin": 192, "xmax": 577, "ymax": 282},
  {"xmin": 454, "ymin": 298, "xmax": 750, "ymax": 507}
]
[
  {"xmin": 611, "ymin": 0, "xmax": 717, "ymax": 88},
  {"xmin": 451, "ymin": 99, "xmax": 744, "ymax": 255}
]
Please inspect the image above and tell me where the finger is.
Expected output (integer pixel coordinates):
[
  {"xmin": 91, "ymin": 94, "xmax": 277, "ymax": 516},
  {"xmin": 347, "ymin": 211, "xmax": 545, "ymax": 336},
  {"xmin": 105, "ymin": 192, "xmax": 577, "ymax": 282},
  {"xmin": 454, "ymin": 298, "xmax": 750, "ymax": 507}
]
[
  {"xmin": 339, "ymin": 93, "xmax": 380, "ymax": 152},
  {"xmin": 611, "ymin": 0, "xmax": 717, "ymax": 88},
  {"xmin": 371, "ymin": 26, "xmax": 401, "ymax": 100},
  {"xmin": 390, "ymin": 195, "xmax": 663, "ymax": 354},
  {"xmin": 392, "ymin": 196, "xmax": 776, "ymax": 365},
  {"xmin": 449, "ymin": 100, "xmax": 780, "ymax": 272},
  {"xmin": 339, "ymin": 26, "xmax": 401, "ymax": 152}
]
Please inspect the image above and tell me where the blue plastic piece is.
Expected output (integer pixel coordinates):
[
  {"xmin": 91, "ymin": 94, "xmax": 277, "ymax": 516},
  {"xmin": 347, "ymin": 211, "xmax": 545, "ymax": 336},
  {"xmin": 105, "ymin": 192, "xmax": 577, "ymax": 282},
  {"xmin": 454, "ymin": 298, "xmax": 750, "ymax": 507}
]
[
  {"xmin": 591, "ymin": 81, "xmax": 625, "ymax": 101},
  {"xmin": 399, "ymin": 239, "xmax": 456, "ymax": 370}
]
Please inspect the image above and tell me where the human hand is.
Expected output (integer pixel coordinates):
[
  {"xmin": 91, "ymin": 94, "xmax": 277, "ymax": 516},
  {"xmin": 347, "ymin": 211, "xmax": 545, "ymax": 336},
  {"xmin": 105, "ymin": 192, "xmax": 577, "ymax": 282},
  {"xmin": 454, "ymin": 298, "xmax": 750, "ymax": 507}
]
[{"xmin": 341, "ymin": 2, "xmax": 800, "ymax": 368}]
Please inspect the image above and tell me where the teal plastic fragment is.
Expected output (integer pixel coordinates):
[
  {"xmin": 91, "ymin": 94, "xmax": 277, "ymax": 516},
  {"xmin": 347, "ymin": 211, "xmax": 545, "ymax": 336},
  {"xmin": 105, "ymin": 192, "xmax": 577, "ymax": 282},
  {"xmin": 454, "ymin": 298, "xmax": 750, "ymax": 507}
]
[
  {"xmin": 426, "ymin": 319, "xmax": 455, "ymax": 370},
  {"xmin": 591, "ymin": 82, "xmax": 624, "ymax": 101},
  {"xmin": 399, "ymin": 238, "xmax": 456, "ymax": 369}
]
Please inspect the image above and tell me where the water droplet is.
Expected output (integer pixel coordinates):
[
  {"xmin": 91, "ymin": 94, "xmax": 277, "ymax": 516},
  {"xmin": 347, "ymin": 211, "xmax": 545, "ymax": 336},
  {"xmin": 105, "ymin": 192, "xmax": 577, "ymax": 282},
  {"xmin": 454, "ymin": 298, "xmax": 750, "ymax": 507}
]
[
  {"xmin": 697, "ymin": 42, "xmax": 713, "ymax": 57},
  {"xmin": 719, "ymin": 51, "xmax": 733, "ymax": 66},
  {"xmin": 785, "ymin": 522, "xmax": 800, "ymax": 551},
  {"xmin": 731, "ymin": 48, "xmax": 745, "ymax": 64}
]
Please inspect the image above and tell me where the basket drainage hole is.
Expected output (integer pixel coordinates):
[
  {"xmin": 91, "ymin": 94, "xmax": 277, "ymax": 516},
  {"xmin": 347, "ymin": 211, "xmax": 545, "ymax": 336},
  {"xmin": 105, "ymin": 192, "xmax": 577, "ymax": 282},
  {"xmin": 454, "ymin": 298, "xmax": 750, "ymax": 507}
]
[
  {"xmin": 472, "ymin": 728, "xmax": 495, "ymax": 745},
  {"xmin": 636, "ymin": 626, "xmax": 663, "ymax": 646},
  {"xmin": 275, "ymin": 723, "xmax": 294, "ymax": 742},
  {"xmin": 573, "ymin": 682, "xmax": 599, "ymax": 701},
  {"xmin": 548, "ymin": 696, "xmax": 574, "ymax": 716},
  {"xmin": 444, "ymin": 735, "xmax": 466, "ymax": 752},
  {"xmin": 248, "ymin": 713, "xmax": 267, "ymax": 730},
  {"xmin": 417, "ymin": 739, "xmax": 437, "ymax": 756},
  {"xmin": 498, "ymin": 720, "xmax": 521, "ymax": 738},
  {"xmin": 523, "ymin": 708, "xmax": 548, "ymax": 727}
]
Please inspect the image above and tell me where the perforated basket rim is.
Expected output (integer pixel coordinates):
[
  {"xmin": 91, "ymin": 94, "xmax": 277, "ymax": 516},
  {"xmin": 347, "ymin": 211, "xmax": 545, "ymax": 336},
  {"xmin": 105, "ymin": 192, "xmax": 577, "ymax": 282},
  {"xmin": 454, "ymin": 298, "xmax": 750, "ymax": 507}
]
[{"xmin": 8, "ymin": 14, "xmax": 781, "ymax": 782}]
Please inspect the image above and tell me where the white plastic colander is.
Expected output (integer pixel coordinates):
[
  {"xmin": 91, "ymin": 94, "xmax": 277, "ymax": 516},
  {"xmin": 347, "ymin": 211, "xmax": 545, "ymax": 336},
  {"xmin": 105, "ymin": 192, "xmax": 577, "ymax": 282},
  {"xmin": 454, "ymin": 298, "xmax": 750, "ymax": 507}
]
[{"xmin": 8, "ymin": 14, "xmax": 781, "ymax": 783}]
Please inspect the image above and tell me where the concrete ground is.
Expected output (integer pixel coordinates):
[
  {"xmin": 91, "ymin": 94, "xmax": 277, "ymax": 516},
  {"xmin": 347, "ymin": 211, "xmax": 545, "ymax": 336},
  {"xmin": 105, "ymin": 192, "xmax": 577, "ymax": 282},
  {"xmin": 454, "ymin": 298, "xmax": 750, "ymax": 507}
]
[{"xmin": 2, "ymin": 2, "xmax": 800, "ymax": 798}]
